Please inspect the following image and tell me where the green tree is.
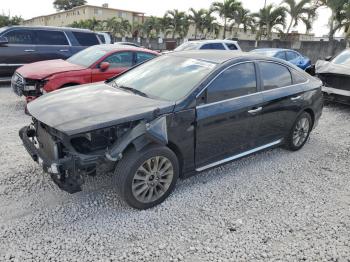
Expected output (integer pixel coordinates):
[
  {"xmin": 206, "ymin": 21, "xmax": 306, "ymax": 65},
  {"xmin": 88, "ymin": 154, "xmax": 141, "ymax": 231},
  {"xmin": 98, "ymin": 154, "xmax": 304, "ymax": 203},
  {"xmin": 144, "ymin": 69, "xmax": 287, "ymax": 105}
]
[
  {"xmin": 283, "ymin": 0, "xmax": 316, "ymax": 34},
  {"xmin": 188, "ymin": 8, "xmax": 207, "ymax": 39},
  {"xmin": 53, "ymin": 0, "xmax": 87, "ymax": 11},
  {"xmin": 103, "ymin": 17, "xmax": 131, "ymax": 38},
  {"xmin": 202, "ymin": 11, "xmax": 219, "ymax": 38},
  {"xmin": 164, "ymin": 9, "xmax": 188, "ymax": 39},
  {"xmin": 253, "ymin": 4, "xmax": 287, "ymax": 40},
  {"xmin": 142, "ymin": 16, "xmax": 162, "ymax": 38},
  {"xmin": 233, "ymin": 8, "xmax": 256, "ymax": 33},
  {"xmin": 0, "ymin": 14, "xmax": 23, "ymax": 27},
  {"xmin": 210, "ymin": 0, "xmax": 242, "ymax": 39}
]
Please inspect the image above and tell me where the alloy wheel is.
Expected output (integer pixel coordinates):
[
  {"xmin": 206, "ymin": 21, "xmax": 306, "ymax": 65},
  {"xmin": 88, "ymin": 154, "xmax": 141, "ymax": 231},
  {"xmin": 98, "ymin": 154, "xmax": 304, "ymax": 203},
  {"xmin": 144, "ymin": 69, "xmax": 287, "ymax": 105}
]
[
  {"xmin": 292, "ymin": 117, "xmax": 310, "ymax": 147},
  {"xmin": 131, "ymin": 156, "xmax": 174, "ymax": 203}
]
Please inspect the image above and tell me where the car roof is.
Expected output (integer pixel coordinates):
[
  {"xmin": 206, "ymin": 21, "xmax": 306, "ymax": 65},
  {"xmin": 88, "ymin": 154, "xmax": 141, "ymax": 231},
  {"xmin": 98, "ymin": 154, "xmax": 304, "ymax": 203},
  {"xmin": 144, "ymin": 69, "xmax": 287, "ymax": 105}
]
[
  {"xmin": 167, "ymin": 50, "xmax": 280, "ymax": 64},
  {"xmin": 3, "ymin": 25, "xmax": 93, "ymax": 33},
  {"xmin": 251, "ymin": 48, "xmax": 297, "ymax": 52},
  {"xmin": 94, "ymin": 44, "xmax": 158, "ymax": 54},
  {"xmin": 185, "ymin": 39, "xmax": 238, "ymax": 44}
]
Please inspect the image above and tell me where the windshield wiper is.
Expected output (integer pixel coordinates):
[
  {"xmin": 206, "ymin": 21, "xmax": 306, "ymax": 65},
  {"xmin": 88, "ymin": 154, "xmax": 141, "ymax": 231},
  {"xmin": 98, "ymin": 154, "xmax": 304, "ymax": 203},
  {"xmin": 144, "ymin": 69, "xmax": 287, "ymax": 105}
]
[{"xmin": 115, "ymin": 84, "xmax": 149, "ymax": 98}]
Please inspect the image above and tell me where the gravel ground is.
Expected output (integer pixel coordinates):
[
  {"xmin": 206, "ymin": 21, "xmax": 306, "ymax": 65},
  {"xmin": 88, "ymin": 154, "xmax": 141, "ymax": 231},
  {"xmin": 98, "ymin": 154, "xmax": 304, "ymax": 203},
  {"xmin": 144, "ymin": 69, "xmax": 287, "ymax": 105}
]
[{"xmin": 0, "ymin": 86, "xmax": 349, "ymax": 262}]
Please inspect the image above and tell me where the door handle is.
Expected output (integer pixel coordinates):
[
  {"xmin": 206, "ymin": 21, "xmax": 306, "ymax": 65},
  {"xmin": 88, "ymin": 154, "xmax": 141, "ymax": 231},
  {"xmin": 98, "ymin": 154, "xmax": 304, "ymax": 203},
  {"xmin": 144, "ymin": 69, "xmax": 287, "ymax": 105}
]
[
  {"xmin": 24, "ymin": 49, "xmax": 35, "ymax": 52},
  {"xmin": 291, "ymin": 96, "xmax": 301, "ymax": 101},
  {"xmin": 59, "ymin": 49, "xmax": 69, "ymax": 52},
  {"xmin": 248, "ymin": 107, "xmax": 262, "ymax": 115}
]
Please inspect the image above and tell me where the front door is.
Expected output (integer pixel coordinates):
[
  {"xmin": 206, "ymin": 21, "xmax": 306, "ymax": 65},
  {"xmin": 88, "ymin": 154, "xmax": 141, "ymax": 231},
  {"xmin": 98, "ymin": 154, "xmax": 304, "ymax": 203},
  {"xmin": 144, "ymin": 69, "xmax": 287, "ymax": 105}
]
[
  {"xmin": 195, "ymin": 62, "xmax": 264, "ymax": 168},
  {"xmin": 0, "ymin": 29, "xmax": 37, "ymax": 77},
  {"xmin": 92, "ymin": 51, "xmax": 134, "ymax": 82}
]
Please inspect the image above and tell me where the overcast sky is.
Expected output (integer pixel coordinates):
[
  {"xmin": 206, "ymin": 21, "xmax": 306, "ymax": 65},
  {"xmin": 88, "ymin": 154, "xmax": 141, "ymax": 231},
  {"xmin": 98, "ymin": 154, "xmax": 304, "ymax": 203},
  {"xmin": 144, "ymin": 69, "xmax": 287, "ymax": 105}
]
[{"xmin": 1, "ymin": 0, "xmax": 333, "ymax": 37}]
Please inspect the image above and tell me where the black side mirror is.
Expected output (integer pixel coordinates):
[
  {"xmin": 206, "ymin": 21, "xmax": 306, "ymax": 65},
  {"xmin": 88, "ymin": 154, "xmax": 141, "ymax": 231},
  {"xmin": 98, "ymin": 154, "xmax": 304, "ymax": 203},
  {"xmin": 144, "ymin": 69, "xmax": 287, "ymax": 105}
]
[
  {"xmin": 325, "ymin": 56, "xmax": 332, "ymax": 61},
  {"xmin": 0, "ymin": 36, "xmax": 8, "ymax": 45}
]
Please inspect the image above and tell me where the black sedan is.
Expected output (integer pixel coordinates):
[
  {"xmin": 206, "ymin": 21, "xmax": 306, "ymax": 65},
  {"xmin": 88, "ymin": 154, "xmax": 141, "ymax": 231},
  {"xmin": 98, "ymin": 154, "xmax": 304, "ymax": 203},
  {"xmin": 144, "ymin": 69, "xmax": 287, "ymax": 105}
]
[{"xmin": 19, "ymin": 51, "xmax": 323, "ymax": 209}]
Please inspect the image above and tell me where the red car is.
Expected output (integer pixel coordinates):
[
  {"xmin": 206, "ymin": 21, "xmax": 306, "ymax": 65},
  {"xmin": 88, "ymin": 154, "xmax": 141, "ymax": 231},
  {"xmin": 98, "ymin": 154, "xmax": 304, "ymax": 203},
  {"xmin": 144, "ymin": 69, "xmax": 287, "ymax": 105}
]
[{"xmin": 11, "ymin": 45, "xmax": 159, "ymax": 102}]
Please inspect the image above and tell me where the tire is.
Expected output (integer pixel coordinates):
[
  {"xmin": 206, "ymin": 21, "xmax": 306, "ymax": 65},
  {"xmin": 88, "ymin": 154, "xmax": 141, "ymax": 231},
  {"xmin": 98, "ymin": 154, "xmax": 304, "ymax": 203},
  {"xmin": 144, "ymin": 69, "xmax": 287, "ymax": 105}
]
[
  {"xmin": 285, "ymin": 111, "xmax": 313, "ymax": 151},
  {"xmin": 114, "ymin": 144, "xmax": 179, "ymax": 210}
]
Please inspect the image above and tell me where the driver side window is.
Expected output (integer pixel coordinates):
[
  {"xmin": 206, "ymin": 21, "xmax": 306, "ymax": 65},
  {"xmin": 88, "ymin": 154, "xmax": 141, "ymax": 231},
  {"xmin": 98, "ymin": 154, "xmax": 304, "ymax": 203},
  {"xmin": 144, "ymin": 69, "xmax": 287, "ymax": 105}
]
[{"xmin": 103, "ymin": 51, "xmax": 133, "ymax": 68}]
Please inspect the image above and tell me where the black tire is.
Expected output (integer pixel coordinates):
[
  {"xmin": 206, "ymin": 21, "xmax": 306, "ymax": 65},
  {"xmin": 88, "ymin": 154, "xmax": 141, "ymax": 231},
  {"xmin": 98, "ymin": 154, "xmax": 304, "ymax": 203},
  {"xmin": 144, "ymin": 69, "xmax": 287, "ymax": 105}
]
[
  {"xmin": 114, "ymin": 144, "xmax": 179, "ymax": 210},
  {"xmin": 285, "ymin": 111, "xmax": 313, "ymax": 151}
]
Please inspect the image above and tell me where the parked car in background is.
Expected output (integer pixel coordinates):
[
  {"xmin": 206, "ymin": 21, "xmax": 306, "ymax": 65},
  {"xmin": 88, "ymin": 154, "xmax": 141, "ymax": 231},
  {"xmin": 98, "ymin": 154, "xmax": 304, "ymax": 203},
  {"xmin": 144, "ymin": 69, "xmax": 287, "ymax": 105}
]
[
  {"xmin": 250, "ymin": 48, "xmax": 311, "ymax": 70},
  {"xmin": 0, "ymin": 26, "xmax": 101, "ymax": 80},
  {"xmin": 96, "ymin": 32, "xmax": 112, "ymax": 44},
  {"xmin": 315, "ymin": 49, "xmax": 350, "ymax": 105},
  {"xmin": 115, "ymin": 42, "xmax": 141, "ymax": 47},
  {"xmin": 19, "ymin": 50, "xmax": 323, "ymax": 209},
  {"xmin": 12, "ymin": 44, "xmax": 158, "ymax": 102},
  {"xmin": 174, "ymin": 39, "xmax": 241, "ymax": 51}
]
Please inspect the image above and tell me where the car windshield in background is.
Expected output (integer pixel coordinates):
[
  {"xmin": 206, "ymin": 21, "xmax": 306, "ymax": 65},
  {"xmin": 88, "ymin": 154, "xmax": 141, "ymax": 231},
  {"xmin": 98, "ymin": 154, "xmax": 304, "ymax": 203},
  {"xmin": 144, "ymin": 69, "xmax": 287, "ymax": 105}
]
[
  {"xmin": 67, "ymin": 46, "xmax": 107, "ymax": 67},
  {"xmin": 112, "ymin": 55, "xmax": 216, "ymax": 101},
  {"xmin": 174, "ymin": 42, "xmax": 201, "ymax": 51},
  {"xmin": 332, "ymin": 50, "xmax": 350, "ymax": 65},
  {"xmin": 251, "ymin": 50, "xmax": 278, "ymax": 57}
]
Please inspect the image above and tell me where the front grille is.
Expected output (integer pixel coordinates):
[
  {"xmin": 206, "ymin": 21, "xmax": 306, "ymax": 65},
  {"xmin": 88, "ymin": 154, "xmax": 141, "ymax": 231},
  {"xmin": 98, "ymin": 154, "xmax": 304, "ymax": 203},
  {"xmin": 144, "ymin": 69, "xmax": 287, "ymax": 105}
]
[
  {"xmin": 11, "ymin": 72, "xmax": 25, "ymax": 96},
  {"xmin": 319, "ymin": 73, "xmax": 350, "ymax": 92}
]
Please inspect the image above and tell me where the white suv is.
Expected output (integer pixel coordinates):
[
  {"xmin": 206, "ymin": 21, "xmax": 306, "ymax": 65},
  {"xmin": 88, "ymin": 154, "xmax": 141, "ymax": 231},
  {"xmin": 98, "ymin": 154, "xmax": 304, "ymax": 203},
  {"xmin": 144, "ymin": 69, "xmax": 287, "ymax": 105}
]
[{"xmin": 174, "ymin": 40, "xmax": 241, "ymax": 52}]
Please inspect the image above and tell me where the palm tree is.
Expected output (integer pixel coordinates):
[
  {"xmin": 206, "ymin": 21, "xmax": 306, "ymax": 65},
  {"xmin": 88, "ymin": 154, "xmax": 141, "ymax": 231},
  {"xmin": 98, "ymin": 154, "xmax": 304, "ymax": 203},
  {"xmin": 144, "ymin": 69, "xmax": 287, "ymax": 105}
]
[
  {"xmin": 202, "ymin": 12, "xmax": 219, "ymax": 38},
  {"xmin": 283, "ymin": 0, "xmax": 316, "ymax": 34},
  {"xmin": 253, "ymin": 4, "xmax": 287, "ymax": 40},
  {"xmin": 188, "ymin": 8, "xmax": 207, "ymax": 39},
  {"xmin": 164, "ymin": 9, "xmax": 187, "ymax": 39},
  {"xmin": 142, "ymin": 16, "xmax": 161, "ymax": 38},
  {"xmin": 211, "ymin": 0, "xmax": 242, "ymax": 39},
  {"xmin": 104, "ymin": 17, "xmax": 131, "ymax": 38},
  {"xmin": 234, "ymin": 8, "xmax": 256, "ymax": 33}
]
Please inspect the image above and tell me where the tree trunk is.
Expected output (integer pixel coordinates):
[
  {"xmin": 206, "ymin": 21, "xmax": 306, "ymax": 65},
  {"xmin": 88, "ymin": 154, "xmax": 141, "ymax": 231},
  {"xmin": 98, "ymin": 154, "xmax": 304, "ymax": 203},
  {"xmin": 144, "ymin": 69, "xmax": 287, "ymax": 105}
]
[
  {"xmin": 328, "ymin": 11, "xmax": 335, "ymax": 41},
  {"xmin": 286, "ymin": 18, "xmax": 293, "ymax": 34},
  {"xmin": 223, "ymin": 18, "xmax": 227, "ymax": 39}
]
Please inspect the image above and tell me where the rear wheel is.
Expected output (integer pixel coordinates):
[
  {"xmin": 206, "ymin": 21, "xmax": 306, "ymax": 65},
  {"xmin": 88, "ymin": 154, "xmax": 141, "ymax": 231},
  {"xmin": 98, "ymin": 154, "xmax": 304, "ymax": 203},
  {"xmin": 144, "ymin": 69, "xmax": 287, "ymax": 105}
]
[
  {"xmin": 114, "ymin": 145, "xmax": 179, "ymax": 210},
  {"xmin": 285, "ymin": 112, "xmax": 312, "ymax": 151}
]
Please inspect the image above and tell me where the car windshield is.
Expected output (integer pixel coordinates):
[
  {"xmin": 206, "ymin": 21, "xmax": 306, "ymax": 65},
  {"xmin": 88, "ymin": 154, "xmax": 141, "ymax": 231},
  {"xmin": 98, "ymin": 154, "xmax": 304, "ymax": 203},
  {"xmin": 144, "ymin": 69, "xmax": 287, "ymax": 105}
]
[
  {"xmin": 0, "ymin": 27, "xmax": 8, "ymax": 34},
  {"xmin": 174, "ymin": 42, "xmax": 201, "ymax": 51},
  {"xmin": 332, "ymin": 50, "xmax": 350, "ymax": 65},
  {"xmin": 250, "ymin": 50, "xmax": 278, "ymax": 57},
  {"xmin": 67, "ymin": 46, "xmax": 108, "ymax": 67},
  {"xmin": 111, "ymin": 55, "xmax": 216, "ymax": 101}
]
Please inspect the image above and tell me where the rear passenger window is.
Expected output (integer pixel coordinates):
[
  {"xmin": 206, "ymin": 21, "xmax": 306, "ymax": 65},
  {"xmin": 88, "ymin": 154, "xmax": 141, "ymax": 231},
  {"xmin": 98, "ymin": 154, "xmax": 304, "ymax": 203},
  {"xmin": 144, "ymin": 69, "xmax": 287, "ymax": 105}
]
[
  {"xmin": 72, "ymin": 32, "xmax": 99, "ymax": 46},
  {"xmin": 136, "ymin": 52, "xmax": 156, "ymax": 64},
  {"xmin": 103, "ymin": 52, "xmax": 133, "ymax": 68},
  {"xmin": 291, "ymin": 70, "xmax": 307, "ymax": 84},
  {"xmin": 200, "ymin": 43, "xmax": 226, "ymax": 50},
  {"xmin": 36, "ymin": 30, "xmax": 68, "ymax": 45},
  {"xmin": 207, "ymin": 63, "xmax": 257, "ymax": 103},
  {"xmin": 286, "ymin": 51, "xmax": 299, "ymax": 61},
  {"xmin": 226, "ymin": 43, "xmax": 237, "ymax": 50},
  {"xmin": 275, "ymin": 51, "xmax": 286, "ymax": 60},
  {"xmin": 259, "ymin": 62, "xmax": 292, "ymax": 90},
  {"xmin": 3, "ymin": 30, "xmax": 35, "ymax": 44}
]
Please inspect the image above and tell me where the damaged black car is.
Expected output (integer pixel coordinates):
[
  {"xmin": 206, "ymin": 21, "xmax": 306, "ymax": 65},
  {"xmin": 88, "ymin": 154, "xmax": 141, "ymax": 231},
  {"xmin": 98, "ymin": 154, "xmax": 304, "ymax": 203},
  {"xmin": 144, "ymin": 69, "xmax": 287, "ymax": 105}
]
[
  {"xmin": 316, "ymin": 49, "xmax": 350, "ymax": 105},
  {"xmin": 19, "ymin": 51, "xmax": 323, "ymax": 209}
]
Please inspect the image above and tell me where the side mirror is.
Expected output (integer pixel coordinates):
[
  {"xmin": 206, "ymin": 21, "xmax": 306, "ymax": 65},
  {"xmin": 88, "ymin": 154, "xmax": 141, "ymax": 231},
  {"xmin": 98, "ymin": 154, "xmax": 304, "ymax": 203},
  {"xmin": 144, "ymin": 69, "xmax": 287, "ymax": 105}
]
[
  {"xmin": 0, "ymin": 36, "xmax": 8, "ymax": 46},
  {"xmin": 325, "ymin": 56, "xmax": 332, "ymax": 61},
  {"xmin": 99, "ymin": 62, "xmax": 110, "ymax": 71}
]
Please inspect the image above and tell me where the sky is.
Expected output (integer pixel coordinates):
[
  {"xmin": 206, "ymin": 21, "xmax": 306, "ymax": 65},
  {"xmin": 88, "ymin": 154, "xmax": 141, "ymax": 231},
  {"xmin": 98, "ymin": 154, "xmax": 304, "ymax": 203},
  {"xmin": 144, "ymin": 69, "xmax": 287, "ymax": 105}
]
[{"xmin": 0, "ymin": 0, "xmax": 334, "ymax": 37}]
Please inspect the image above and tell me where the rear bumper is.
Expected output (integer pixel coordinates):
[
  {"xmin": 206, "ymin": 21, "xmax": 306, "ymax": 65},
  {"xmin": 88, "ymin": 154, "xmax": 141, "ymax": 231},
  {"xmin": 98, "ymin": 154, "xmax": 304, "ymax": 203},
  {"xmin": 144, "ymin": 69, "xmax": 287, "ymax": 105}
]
[
  {"xmin": 19, "ymin": 126, "xmax": 101, "ymax": 193},
  {"xmin": 322, "ymin": 86, "xmax": 350, "ymax": 105}
]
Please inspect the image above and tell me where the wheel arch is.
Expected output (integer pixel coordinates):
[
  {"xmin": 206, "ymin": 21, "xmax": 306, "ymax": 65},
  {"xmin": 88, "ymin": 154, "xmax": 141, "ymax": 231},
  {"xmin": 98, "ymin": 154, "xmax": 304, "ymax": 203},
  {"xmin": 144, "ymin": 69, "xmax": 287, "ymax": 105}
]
[{"xmin": 303, "ymin": 108, "xmax": 315, "ymax": 128}]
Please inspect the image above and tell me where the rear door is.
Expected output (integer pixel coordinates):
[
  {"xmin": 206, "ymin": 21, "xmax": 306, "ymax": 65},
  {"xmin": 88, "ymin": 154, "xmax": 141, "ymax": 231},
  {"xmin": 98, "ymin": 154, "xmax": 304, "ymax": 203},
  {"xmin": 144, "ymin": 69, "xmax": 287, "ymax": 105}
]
[
  {"xmin": 135, "ymin": 52, "xmax": 157, "ymax": 64},
  {"xmin": 91, "ymin": 51, "xmax": 134, "ymax": 82},
  {"xmin": 258, "ymin": 61, "xmax": 306, "ymax": 144},
  {"xmin": 34, "ymin": 29, "xmax": 72, "ymax": 61},
  {"xmin": 0, "ymin": 29, "xmax": 37, "ymax": 77},
  {"xmin": 195, "ymin": 62, "xmax": 263, "ymax": 168}
]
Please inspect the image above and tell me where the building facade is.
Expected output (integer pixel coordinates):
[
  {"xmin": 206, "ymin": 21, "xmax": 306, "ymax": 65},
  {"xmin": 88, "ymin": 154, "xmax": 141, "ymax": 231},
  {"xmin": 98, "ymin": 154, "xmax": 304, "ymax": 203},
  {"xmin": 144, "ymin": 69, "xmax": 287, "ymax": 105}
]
[{"xmin": 23, "ymin": 4, "xmax": 144, "ymax": 28}]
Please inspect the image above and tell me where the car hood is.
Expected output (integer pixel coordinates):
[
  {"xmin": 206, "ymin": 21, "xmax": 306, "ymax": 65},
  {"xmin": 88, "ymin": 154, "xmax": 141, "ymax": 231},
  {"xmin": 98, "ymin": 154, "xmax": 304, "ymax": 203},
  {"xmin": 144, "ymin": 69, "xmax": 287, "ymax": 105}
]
[
  {"xmin": 16, "ymin": 59, "xmax": 86, "ymax": 80},
  {"xmin": 316, "ymin": 60, "xmax": 350, "ymax": 76},
  {"xmin": 27, "ymin": 82, "xmax": 175, "ymax": 136}
]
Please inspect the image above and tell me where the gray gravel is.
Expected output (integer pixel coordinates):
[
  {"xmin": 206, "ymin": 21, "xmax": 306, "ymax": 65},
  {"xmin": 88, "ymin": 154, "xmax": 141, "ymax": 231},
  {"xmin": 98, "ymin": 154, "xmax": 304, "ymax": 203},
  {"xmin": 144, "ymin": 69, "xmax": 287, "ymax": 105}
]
[{"xmin": 0, "ymin": 86, "xmax": 350, "ymax": 262}]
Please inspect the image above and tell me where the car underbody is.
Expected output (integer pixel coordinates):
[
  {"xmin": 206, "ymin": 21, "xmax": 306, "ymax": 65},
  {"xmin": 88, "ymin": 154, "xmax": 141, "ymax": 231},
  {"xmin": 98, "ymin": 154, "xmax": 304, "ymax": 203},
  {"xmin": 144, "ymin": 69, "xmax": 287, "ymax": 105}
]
[{"xmin": 19, "ymin": 116, "xmax": 169, "ymax": 193}]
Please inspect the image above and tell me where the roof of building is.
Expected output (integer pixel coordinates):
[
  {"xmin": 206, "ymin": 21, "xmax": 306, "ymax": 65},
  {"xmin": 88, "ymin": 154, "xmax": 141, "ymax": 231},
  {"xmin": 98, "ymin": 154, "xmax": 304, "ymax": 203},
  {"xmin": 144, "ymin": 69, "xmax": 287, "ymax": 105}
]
[{"xmin": 24, "ymin": 4, "xmax": 144, "ymax": 22}]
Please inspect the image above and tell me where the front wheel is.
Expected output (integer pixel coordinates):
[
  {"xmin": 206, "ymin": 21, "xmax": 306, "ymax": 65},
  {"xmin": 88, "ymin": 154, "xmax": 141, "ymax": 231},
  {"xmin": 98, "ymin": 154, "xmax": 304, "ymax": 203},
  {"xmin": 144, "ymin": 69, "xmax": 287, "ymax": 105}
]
[
  {"xmin": 114, "ymin": 145, "xmax": 179, "ymax": 210},
  {"xmin": 285, "ymin": 112, "xmax": 313, "ymax": 151}
]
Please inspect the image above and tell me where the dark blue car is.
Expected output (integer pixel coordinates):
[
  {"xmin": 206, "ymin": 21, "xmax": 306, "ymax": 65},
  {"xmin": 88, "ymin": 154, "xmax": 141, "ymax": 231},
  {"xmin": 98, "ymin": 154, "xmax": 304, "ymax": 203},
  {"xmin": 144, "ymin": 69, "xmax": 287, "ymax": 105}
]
[{"xmin": 250, "ymin": 48, "xmax": 311, "ymax": 70}]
